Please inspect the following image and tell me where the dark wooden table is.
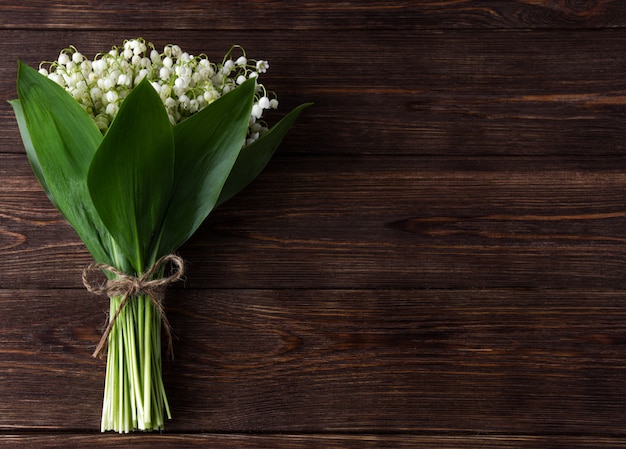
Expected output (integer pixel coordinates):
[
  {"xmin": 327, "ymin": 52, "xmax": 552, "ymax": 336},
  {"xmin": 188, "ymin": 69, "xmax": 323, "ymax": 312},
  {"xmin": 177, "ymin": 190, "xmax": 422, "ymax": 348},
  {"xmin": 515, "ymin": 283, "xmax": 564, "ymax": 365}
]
[{"xmin": 2, "ymin": 1, "xmax": 626, "ymax": 447}]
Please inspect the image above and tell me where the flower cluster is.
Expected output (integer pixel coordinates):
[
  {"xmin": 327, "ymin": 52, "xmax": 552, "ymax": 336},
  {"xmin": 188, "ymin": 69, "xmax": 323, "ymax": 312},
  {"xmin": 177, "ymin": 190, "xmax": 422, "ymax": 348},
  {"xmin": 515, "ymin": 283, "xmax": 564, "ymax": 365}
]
[{"xmin": 38, "ymin": 38, "xmax": 278, "ymax": 145}]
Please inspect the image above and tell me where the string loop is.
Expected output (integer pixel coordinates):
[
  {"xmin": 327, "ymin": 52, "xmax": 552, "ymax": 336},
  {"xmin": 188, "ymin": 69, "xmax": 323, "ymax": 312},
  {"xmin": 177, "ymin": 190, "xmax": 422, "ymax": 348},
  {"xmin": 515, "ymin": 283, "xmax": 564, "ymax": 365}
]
[{"xmin": 82, "ymin": 254, "xmax": 185, "ymax": 358}]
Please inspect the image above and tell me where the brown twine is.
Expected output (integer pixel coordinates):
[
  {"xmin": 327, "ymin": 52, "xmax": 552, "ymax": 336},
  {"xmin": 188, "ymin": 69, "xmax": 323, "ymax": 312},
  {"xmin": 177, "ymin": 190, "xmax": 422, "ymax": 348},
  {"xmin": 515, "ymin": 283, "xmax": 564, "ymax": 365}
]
[{"xmin": 82, "ymin": 254, "xmax": 185, "ymax": 359}]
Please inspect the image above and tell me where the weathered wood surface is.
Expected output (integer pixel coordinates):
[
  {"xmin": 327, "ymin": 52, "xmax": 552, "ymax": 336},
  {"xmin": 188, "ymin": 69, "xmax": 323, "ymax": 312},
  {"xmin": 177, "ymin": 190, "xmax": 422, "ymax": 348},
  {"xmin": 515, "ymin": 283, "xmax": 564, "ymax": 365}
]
[
  {"xmin": 2, "ymin": 0, "xmax": 626, "ymax": 30},
  {"xmin": 2, "ymin": 288, "xmax": 626, "ymax": 433},
  {"xmin": 3, "ymin": 154, "xmax": 626, "ymax": 289},
  {"xmin": 3, "ymin": 30, "xmax": 626, "ymax": 157},
  {"xmin": 5, "ymin": 434, "xmax": 626, "ymax": 449},
  {"xmin": 2, "ymin": 1, "xmax": 626, "ymax": 447}
]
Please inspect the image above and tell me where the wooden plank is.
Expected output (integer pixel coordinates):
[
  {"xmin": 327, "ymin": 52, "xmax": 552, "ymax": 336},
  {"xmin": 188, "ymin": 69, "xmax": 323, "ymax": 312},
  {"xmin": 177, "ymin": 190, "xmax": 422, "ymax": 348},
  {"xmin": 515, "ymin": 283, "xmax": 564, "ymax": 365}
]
[
  {"xmin": 1, "ymin": 288, "xmax": 626, "ymax": 433},
  {"xmin": 2, "ymin": 1, "xmax": 626, "ymax": 443},
  {"xmin": 3, "ymin": 433, "xmax": 626, "ymax": 448},
  {"xmin": 3, "ymin": 29, "xmax": 626, "ymax": 157},
  {"xmin": 2, "ymin": 154, "xmax": 626, "ymax": 289},
  {"xmin": 2, "ymin": 1, "xmax": 626, "ymax": 30}
]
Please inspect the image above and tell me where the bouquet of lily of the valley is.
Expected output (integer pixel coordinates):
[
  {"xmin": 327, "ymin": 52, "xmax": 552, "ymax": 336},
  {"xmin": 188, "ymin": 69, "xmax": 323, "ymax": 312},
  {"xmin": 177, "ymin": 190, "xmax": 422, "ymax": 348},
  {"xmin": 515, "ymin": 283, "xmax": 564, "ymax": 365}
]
[{"xmin": 10, "ymin": 38, "xmax": 310, "ymax": 433}]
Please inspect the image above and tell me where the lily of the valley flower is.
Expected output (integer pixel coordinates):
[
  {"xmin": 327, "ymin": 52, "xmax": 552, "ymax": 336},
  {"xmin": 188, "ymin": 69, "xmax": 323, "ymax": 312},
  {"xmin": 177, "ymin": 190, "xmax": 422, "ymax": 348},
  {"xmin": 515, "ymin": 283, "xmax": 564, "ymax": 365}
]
[{"xmin": 38, "ymin": 38, "xmax": 278, "ymax": 145}]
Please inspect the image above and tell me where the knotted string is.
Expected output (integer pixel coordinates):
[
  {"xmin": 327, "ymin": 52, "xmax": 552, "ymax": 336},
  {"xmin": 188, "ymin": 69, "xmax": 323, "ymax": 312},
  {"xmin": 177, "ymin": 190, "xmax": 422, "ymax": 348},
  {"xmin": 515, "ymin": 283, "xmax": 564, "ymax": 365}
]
[{"xmin": 82, "ymin": 254, "xmax": 185, "ymax": 359}]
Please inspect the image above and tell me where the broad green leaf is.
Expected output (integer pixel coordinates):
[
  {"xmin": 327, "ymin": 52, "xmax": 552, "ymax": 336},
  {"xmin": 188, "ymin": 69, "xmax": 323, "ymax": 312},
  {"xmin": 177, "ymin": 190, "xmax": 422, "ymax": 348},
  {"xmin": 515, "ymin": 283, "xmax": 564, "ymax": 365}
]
[
  {"xmin": 88, "ymin": 79, "xmax": 174, "ymax": 272},
  {"xmin": 217, "ymin": 102, "xmax": 312, "ymax": 207},
  {"xmin": 9, "ymin": 98, "xmax": 54, "ymax": 206},
  {"xmin": 13, "ymin": 62, "xmax": 114, "ymax": 265},
  {"xmin": 154, "ymin": 78, "xmax": 255, "ymax": 256}
]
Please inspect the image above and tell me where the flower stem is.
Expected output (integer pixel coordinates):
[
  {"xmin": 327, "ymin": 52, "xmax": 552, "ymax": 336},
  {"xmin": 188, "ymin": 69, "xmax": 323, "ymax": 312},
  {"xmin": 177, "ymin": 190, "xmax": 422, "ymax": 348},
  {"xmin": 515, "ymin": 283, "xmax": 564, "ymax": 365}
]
[
  {"xmin": 101, "ymin": 294, "xmax": 170, "ymax": 432},
  {"xmin": 143, "ymin": 295, "xmax": 153, "ymax": 429}
]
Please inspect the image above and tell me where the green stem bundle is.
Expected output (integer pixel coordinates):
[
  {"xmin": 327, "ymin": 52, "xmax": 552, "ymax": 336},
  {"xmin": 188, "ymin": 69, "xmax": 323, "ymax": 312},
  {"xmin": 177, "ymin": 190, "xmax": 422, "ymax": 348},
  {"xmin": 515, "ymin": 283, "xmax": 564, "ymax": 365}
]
[{"xmin": 102, "ymin": 294, "xmax": 170, "ymax": 432}]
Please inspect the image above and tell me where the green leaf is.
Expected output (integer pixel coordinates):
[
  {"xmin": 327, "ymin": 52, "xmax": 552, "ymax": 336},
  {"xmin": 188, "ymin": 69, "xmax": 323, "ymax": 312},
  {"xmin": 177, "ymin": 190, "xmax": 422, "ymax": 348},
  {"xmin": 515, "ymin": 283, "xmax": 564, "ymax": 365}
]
[
  {"xmin": 217, "ymin": 102, "xmax": 312, "ymax": 207},
  {"xmin": 13, "ymin": 62, "xmax": 114, "ymax": 265},
  {"xmin": 9, "ymin": 98, "xmax": 54, "ymax": 206},
  {"xmin": 154, "ymin": 78, "xmax": 256, "ymax": 256},
  {"xmin": 88, "ymin": 79, "xmax": 174, "ymax": 272}
]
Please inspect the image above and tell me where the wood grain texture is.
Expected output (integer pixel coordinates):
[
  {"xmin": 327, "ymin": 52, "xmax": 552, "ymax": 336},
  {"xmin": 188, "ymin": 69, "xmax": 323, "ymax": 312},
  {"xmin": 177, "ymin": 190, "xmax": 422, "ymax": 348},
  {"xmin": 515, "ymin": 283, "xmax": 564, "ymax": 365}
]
[
  {"xmin": 2, "ymin": 0, "xmax": 626, "ymax": 30},
  {"xmin": 2, "ymin": 154, "xmax": 626, "ymax": 289},
  {"xmin": 5, "ymin": 434, "xmax": 626, "ymax": 449},
  {"xmin": 3, "ymin": 29, "xmax": 626, "ymax": 157},
  {"xmin": 1, "ymin": 288, "xmax": 626, "ymax": 433},
  {"xmin": 2, "ymin": 0, "xmax": 626, "ymax": 447}
]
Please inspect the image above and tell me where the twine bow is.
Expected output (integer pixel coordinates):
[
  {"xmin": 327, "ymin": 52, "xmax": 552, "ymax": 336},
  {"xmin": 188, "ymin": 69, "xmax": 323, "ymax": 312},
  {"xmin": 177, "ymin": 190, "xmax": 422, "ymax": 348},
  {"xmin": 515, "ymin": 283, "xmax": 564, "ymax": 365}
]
[{"xmin": 82, "ymin": 254, "xmax": 185, "ymax": 358}]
